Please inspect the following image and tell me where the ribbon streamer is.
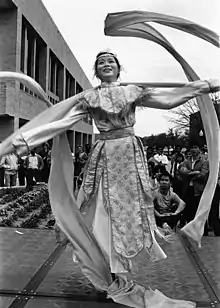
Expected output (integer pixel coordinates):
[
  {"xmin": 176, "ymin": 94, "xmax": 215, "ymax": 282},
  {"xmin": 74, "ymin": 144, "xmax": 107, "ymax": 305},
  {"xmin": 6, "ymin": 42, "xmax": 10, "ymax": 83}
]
[
  {"xmin": 104, "ymin": 10, "xmax": 220, "ymax": 246},
  {"xmin": 0, "ymin": 11, "xmax": 219, "ymax": 306}
]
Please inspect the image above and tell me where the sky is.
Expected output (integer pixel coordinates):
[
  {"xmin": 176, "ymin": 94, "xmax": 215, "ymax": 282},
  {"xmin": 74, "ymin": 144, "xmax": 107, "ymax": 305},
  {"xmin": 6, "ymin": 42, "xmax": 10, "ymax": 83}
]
[{"xmin": 42, "ymin": 0, "xmax": 220, "ymax": 137}]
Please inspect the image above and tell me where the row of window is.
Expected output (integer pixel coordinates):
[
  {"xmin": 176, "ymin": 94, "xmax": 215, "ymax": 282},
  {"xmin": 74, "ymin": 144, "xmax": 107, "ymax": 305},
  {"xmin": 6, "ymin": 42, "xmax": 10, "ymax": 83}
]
[{"xmin": 19, "ymin": 16, "xmax": 92, "ymax": 125}]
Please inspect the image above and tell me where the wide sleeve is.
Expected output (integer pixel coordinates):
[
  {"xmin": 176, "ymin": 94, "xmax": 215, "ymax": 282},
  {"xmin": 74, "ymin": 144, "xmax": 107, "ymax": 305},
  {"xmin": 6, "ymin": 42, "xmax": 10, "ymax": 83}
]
[
  {"xmin": 134, "ymin": 80, "xmax": 210, "ymax": 110},
  {"xmin": 0, "ymin": 93, "xmax": 89, "ymax": 157}
]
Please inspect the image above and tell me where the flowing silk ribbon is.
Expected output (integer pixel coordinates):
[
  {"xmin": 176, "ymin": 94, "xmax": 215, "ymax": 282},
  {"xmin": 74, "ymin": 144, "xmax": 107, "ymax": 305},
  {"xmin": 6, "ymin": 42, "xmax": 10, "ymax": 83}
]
[
  {"xmin": 0, "ymin": 11, "xmax": 219, "ymax": 306},
  {"xmin": 104, "ymin": 11, "xmax": 220, "ymax": 246}
]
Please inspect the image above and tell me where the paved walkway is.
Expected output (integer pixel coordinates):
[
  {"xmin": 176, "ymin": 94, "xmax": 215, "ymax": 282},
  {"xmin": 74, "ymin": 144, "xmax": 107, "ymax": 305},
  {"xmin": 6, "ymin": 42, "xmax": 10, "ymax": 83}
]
[{"xmin": 0, "ymin": 227, "xmax": 219, "ymax": 308}]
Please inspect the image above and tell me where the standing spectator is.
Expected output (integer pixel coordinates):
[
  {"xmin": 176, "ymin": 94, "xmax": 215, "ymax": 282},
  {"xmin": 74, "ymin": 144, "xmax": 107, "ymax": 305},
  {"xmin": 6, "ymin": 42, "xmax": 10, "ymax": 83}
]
[
  {"xmin": 170, "ymin": 153, "xmax": 185, "ymax": 197},
  {"xmin": 17, "ymin": 155, "xmax": 27, "ymax": 186},
  {"xmin": 39, "ymin": 143, "xmax": 51, "ymax": 183},
  {"xmin": 146, "ymin": 146, "xmax": 153, "ymax": 161},
  {"xmin": 74, "ymin": 146, "xmax": 84, "ymax": 190},
  {"xmin": 179, "ymin": 144, "xmax": 209, "ymax": 231},
  {"xmin": 0, "ymin": 155, "xmax": 5, "ymax": 187},
  {"xmin": 153, "ymin": 147, "xmax": 169, "ymax": 167},
  {"xmin": 153, "ymin": 171, "xmax": 185, "ymax": 230},
  {"xmin": 178, "ymin": 150, "xmax": 192, "ymax": 202},
  {"xmin": 170, "ymin": 145, "xmax": 183, "ymax": 171},
  {"xmin": 3, "ymin": 153, "xmax": 19, "ymax": 187},
  {"xmin": 209, "ymin": 163, "xmax": 220, "ymax": 236},
  {"xmin": 85, "ymin": 143, "xmax": 91, "ymax": 157},
  {"xmin": 24, "ymin": 149, "xmax": 44, "ymax": 187}
]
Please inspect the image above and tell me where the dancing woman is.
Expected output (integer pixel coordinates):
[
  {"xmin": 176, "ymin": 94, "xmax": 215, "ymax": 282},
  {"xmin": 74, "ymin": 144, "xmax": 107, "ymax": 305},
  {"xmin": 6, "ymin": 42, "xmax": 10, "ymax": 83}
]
[{"xmin": 0, "ymin": 51, "xmax": 219, "ymax": 307}]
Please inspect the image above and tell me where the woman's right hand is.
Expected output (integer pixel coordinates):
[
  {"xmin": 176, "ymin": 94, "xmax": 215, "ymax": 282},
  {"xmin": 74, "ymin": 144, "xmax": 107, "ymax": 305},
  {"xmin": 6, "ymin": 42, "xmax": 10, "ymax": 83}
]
[{"xmin": 206, "ymin": 79, "xmax": 220, "ymax": 93}]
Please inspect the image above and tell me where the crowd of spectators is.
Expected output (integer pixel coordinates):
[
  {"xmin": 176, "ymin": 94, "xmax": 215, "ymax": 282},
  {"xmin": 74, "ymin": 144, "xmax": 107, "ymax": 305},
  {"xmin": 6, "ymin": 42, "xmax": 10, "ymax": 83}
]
[
  {"xmin": 0, "ymin": 139, "xmax": 219, "ymax": 237},
  {"xmin": 147, "ymin": 144, "xmax": 220, "ymax": 236},
  {"xmin": 0, "ymin": 142, "xmax": 51, "ymax": 188}
]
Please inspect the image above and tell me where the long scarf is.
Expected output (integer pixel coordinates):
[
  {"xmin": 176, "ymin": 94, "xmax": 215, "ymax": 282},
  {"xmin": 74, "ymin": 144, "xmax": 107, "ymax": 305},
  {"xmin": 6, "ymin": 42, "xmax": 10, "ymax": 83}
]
[
  {"xmin": 0, "ymin": 11, "xmax": 219, "ymax": 305},
  {"xmin": 104, "ymin": 10, "xmax": 220, "ymax": 247}
]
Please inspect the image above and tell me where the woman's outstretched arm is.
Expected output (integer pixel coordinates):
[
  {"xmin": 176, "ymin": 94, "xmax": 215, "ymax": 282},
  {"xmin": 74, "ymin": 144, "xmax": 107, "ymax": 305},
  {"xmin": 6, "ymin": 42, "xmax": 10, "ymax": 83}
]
[{"xmin": 135, "ymin": 79, "xmax": 220, "ymax": 110}]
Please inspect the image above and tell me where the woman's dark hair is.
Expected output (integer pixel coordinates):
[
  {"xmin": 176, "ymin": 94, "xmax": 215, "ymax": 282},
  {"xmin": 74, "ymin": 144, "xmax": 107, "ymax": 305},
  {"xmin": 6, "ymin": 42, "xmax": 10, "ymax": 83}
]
[{"xmin": 94, "ymin": 52, "xmax": 121, "ymax": 79}]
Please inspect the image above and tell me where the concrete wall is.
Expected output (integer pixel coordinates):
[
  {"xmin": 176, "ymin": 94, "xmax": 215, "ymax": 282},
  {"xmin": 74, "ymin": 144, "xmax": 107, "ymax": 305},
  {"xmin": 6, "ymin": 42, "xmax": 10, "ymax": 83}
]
[
  {"xmin": 0, "ymin": 83, "xmax": 7, "ymax": 114},
  {"xmin": 0, "ymin": 116, "xmax": 14, "ymax": 142},
  {"xmin": 0, "ymin": 9, "xmax": 17, "ymax": 71}
]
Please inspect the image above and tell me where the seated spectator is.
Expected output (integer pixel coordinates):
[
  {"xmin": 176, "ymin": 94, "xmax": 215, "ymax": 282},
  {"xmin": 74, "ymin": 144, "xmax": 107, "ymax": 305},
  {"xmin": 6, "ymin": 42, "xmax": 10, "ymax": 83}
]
[
  {"xmin": 24, "ymin": 149, "xmax": 44, "ymax": 187},
  {"xmin": 2, "ymin": 153, "xmax": 19, "ymax": 187},
  {"xmin": 153, "ymin": 171, "xmax": 185, "ymax": 230}
]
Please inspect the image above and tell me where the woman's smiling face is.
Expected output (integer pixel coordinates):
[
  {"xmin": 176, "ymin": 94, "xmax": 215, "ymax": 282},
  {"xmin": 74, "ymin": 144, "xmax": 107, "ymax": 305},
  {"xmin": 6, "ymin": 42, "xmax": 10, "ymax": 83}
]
[{"xmin": 96, "ymin": 56, "xmax": 119, "ymax": 82}]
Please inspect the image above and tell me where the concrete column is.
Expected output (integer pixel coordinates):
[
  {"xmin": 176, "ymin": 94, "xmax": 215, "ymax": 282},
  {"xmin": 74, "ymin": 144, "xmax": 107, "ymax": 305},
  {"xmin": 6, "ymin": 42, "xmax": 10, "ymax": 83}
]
[
  {"xmin": 45, "ymin": 46, "xmax": 50, "ymax": 93},
  {"xmin": 15, "ymin": 9, "xmax": 22, "ymax": 72},
  {"xmin": 31, "ymin": 37, "xmax": 36, "ymax": 79},
  {"xmin": 24, "ymin": 26, "xmax": 28, "ymax": 75},
  {"xmin": 80, "ymin": 133, "xmax": 83, "ymax": 147},
  {"xmin": 15, "ymin": 9, "xmax": 22, "ymax": 117},
  {"xmin": 63, "ymin": 67, "xmax": 66, "ymax": 100},
  {"xmin": 54, "ymin": 61, "xmax": 57, "ymax": 95},
  {"xmin": 14, "ymin": 116, "xmax": 19, "ymax": 132}
]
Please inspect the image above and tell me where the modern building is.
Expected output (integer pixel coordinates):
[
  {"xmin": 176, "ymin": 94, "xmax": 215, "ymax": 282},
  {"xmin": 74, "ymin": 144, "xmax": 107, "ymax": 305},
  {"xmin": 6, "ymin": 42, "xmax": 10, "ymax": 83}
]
[{"xmin": 0, "ymin": 0, "xmax": 93, "ymax": 152}]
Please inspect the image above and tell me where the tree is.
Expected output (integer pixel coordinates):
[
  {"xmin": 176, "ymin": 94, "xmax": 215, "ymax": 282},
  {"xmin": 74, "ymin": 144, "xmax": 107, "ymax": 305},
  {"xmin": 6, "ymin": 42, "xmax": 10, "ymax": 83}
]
[
  {"xmin": 142, "ymin": 128, "xmax": 189, "ymax": 149},
  {"xmin": 165, "ymin": 92, "xmax": 220, "ymax": 131}
]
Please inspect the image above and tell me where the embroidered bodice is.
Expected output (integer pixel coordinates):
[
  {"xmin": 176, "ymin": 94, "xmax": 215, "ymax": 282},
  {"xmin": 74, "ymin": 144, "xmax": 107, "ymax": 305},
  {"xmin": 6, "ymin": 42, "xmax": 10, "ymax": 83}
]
[{"xmin": 82, "ymin": 83, "xmax": 142, "ymax": 132}]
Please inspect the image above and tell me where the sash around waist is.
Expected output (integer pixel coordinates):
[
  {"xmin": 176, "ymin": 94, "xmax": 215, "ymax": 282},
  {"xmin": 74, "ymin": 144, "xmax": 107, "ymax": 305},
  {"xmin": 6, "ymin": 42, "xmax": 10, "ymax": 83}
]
[{"xmin": 99, "ymin": 127, "xmax": 135, "ymax": 140}]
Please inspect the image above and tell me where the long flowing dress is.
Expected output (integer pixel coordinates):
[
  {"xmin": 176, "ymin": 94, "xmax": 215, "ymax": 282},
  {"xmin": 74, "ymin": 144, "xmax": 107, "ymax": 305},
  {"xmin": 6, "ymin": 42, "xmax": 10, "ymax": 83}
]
[
  {"xmin": 0, "ymin": 78, "xmax": 212, "ymax": 307},
  {"xmin": 11, "ymin": 81, "xmax": 210, "ymax": 270}
]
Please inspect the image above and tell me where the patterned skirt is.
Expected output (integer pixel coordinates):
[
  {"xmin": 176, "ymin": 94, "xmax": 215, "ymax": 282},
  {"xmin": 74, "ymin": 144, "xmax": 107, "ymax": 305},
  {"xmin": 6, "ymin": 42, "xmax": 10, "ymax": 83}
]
[{"xmin": 77, "ymin": 135, "xmax": 167, "ymax": 273}]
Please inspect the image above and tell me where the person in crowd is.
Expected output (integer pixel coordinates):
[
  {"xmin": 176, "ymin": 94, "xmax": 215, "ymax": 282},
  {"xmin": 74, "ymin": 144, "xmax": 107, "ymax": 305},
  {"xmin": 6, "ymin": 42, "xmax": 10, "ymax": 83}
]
[
  {"xmin": 153, "ymin": 171, "xmax": 185, "ymax": 230},
  {"xmin": 148, "ymin": 160, "xmax": 157, "ymax": 192},
  {"xmin": 179, "ymin": 144, "xmax": 209, "ymax": 233},
  {"xmin": 74, "ymin": 145, "xmax": 85, "ymax": 190},
  {"xmin": 24, "ymin": 148, "xmax": 44, "ymax": 187},
  {"xmin": 146, "ymin": 146, "xmax": 153, "ymax": 161},
  {"xmin": 17, "ymin": 155, "xmax": 27, "ymax": 186},
  {"xmin": 149, "ymin": 164, "xmax": 168, "ymax": 193},
  {"xmin": 39, "ymin": 143, "xmax": 51, "ymax": 183},
  {"xmin": 200, "ymin": 144, "xmax": 208, "ymax": 160},
  {"xmin": 170, "ymin": 152, "xmax": 185, "ymax": 197},
  {"xmin": 2, "ymin": 153, "xmax": 19, "ymax": 187},
  {"xmin": 153, "ymin": 147, "xmax": 169, "ymax": 167},
  {"xmin": 209, "ymin": 163, "xmax": 220, "ymax": 236},
  {"xmin": 0, "ymin": 156, "xmax": 5, "ymax": 187},
  {"xmin": 85, "ymin": 143, "xmax": 91, "ymax": 157},
  {"xmin": 171, "ymin": 145, "xmax": 183, "ymax": 162}
]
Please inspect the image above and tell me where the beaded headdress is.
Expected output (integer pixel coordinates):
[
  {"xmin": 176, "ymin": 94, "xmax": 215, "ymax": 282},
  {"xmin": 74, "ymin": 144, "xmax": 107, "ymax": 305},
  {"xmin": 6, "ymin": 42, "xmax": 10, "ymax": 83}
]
[
  {"xmin": 96, "ymin": 50, "xmax": 118, "ymax": 60},
  {"xmin": 93, "ymin": 49, "xmax": 121, "ymax": 79}
]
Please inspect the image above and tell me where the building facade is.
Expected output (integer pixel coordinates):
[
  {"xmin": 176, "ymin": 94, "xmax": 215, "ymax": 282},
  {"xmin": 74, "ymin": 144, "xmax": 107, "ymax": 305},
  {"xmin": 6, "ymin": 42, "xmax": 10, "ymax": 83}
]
[
  {"xmin": 189, "ymin": 103, "xmax": 220, "ymax": 147},
  {"xmin": 0, "ymin": 0, "xmax": 93, "ymax": 152}
]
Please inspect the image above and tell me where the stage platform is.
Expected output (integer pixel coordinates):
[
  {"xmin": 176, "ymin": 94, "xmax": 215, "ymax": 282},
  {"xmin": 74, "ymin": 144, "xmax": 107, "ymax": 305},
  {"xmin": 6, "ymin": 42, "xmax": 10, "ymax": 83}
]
[{"xmin": 0, "ymin": 227, "xmax": 219, "ymax": 308}]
